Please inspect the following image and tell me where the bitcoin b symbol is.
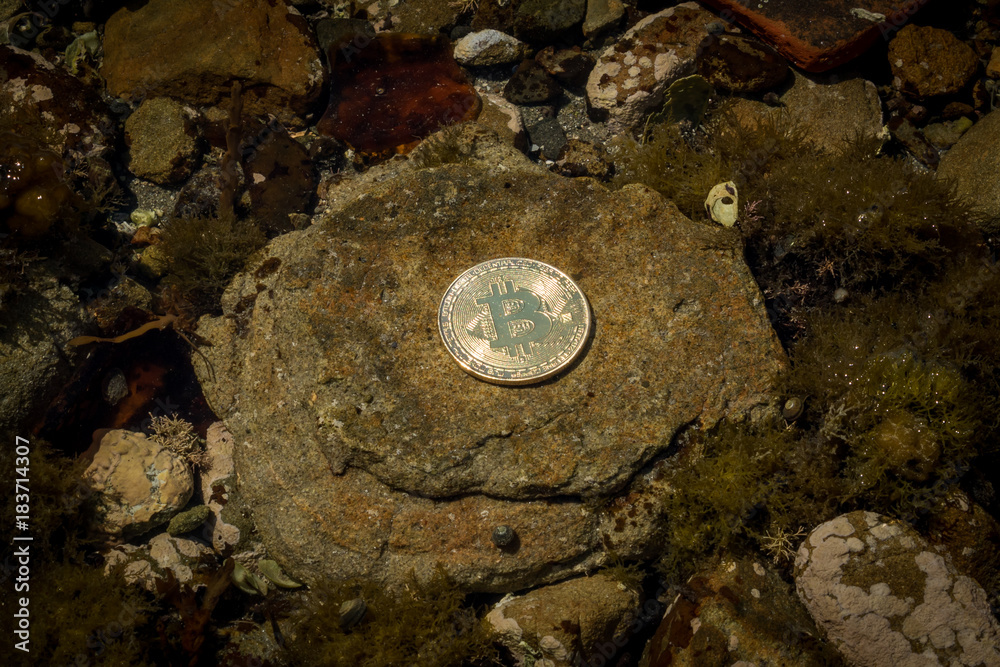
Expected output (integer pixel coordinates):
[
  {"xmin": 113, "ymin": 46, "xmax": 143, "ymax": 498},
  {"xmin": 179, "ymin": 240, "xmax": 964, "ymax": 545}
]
[{"xmin": 476, "ymin": 279, "xmax": 552, "ymax": 357}]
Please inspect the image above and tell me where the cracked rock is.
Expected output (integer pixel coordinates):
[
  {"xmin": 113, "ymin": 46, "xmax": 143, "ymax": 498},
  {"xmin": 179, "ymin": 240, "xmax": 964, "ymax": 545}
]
[
  {"xmin": 794, "ymin": 510, "xmax": 1000, "ymax": 667},
  {"xmin": 194, "ymin": 124, "xmax": 784, "ymax": 591}
]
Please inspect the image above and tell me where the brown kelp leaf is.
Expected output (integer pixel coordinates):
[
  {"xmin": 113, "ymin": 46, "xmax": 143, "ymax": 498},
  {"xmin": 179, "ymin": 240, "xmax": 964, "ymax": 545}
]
[{"xmin": 317, "ymin": 33, "xmax": 480, "ymax": 156}]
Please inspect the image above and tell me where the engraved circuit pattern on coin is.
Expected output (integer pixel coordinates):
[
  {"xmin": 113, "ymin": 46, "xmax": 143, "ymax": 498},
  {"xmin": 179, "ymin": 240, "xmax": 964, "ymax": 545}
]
[{"xmin": 438, "ymin": 258, "xmax": 591, "ymax": 385}]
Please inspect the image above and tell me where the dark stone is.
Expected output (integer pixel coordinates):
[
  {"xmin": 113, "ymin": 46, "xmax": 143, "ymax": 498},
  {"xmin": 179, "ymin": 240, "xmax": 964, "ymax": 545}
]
[
  {"xmin": 504, "ymin": 59, "xmax": 563, "ymax": 104},
  {"xmin": 240, "ymin": 122, "xmax": 317, "ymax": 235},
  {"xmin": 528, "ymin": 117, "xmax": 567, "ymax": 160},
  {"xmin": 535, "ymin": 45, "xmax": 595, "ymax": 88}
]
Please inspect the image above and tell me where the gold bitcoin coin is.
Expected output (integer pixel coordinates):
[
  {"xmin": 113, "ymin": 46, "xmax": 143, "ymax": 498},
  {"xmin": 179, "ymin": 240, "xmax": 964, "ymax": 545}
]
[{"xmin": 438, "ymin": 258, "xmax": 591, "ymax": 385}]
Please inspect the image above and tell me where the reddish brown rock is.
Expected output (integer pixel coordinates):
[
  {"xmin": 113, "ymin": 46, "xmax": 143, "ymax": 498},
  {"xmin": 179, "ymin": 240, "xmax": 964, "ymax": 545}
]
[
  {"xmin": 698, "ymin": 0, "xmax": 927, "ymax": 73},
  {"xmin": 317, "ymin": 33, "xmax": 480, "ymax": 155},
  {"xmin": 889, "ymin": 24, "xmax": 980, "ymax": 99},
  {"xmin": 102, "ymin": 0, "xmax": 323, "ymax": 125}
]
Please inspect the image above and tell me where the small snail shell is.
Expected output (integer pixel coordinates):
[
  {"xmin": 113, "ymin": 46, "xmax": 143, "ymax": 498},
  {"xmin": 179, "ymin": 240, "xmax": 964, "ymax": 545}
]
[
  {"xmin": 491, "ymin": 525, "xmax": 515, "ymax": 548},
  {"xmin": 782, "ymin": 397, "xmax": 804, "ymax": 421},
  {"xmin": 340, "ymin": 598, "xmax": 367, "ymax": 630}
]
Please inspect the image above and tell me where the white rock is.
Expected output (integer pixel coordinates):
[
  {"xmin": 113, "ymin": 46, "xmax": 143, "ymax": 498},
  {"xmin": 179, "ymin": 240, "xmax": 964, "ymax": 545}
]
[
  {"xmin": 795, "ymin": 511, "xmax": 1000, "ymax": 667},
  {"xmin": 453, "ymin": 30, "xmax": 528, "ymax": 67}
]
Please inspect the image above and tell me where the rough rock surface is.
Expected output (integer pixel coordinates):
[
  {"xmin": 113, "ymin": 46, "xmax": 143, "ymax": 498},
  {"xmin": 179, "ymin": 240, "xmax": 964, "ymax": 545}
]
[
  {"xmin": 889, "ymin": 24, "xmax": 980, "ymax": 100},
  {"xmin": 0, "ymin": 272, "xmax": 85, "ymax": 438},
  {"xmin": 585, "ymin": 4, "xmax": 714, "ymax": 131},
  {"xmin": 82, "ymin": 429, "xmax": 194, "ymax": 541},
  {"xmin": 195, "ymin": 126, "xmax": 784, "ymax": 591},
  {"xmin": 124, "ymin": 97, "xmax": 200, "ymax": 185},
  {"xmin": 728, "ymin": 71, "xmax": 884, "ymax": 154},
  {"xmin": 795, "ymin": 511, "xmax": 1000, "ymax": 667},
  {"xmin": 642, "ymin": 557, "xmax": 841, "ymax": 667},
  {"xmin": 198, "ymin": 422, "xmax": 243, "ymax": 554},
  {"xmin": 105, "ymin": 533, "xmax": 214, "ymax": 592},
  {"xmin": 926, "ymin": 491, "xmax": 1000, "ymax": 609},
  {"xmin": 583, "ymin": 0, "xmax": 625, "ymax": 39},
  {"xmin": 486, "ymin": 573, "xmax": 640, "ymax": 667},
  {"xmin": 937, "ymin": 109, "xmax": 1000, "ymax": 227},
  {"xmin": 697, "ymin": 34, "xmax": 789, "ymax": 94},
  {"xmin": 0, "ymin": 45, "xmax": 113, "ymax": 154},
  {"xmin": 453, "ymin": 29, "xmax": 529, "ymax": 67},
  {"xmin": 101, "ymin": 0, "xmax": 323, "ymax": 125},
  {"xmin": 476, "ymin": 93, "xmax": 528, "ymax": 151}
]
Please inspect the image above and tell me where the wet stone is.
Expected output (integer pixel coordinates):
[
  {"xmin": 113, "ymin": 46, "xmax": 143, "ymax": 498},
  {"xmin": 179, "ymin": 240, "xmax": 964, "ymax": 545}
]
[
  {"xmin": 453, "ymin": 29, "xmax": 529, "ymax": 67},
  {"xmin": 194, "ymin": 126, "xmax": 784, "ymax": 591},
  {"xmin": 528, "ymin": 116, "xmax": 567, "ymax": 160},
  {"xmin": 124, "ymin": 97, "xmax": 200, "ymax": 185},
  {"xmin": 585, "ymin": 4, "xmax": 714, "ymax": 132},
  {"xmin": 535, "ymin": 46, "xmax": 596, "ymax": 88},
  {"xmin": 696, "ymin": 33, "xmax": 789, "ymax": 94},
  {"xmin": 889, "ymin": 24, "xmax": 980, "ymax": 100},
  {"xmin": 698, "ymin": 0, "xmax": 926, "ymax": 73},
  {"xmin": 317, "ymin": 33, "xmax": 480, "ymax": 155},
  {"xmin": 504, "ymin": 59, "xmax": 563, "ymax": 105},
  {"xmin": 795, "ymin": 511, "xmax": 1000, "ymax": 666},
  {"xmin": 102, "ymin": 0, "xmax": 323, "ymax": 126}
]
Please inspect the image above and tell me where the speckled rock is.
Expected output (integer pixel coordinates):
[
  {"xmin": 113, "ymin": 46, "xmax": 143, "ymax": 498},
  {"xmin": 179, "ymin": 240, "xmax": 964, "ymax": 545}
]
[
  {"xmin": 105, "ymin": 533, "xmax": 214, "ymax": 592},
  {"xmin": 527, "ymin": 116, "xmax": 567, "ymax": 160},
  {"xmin": 641, "ymin": 557, "xmax": 842, "ymax": 667},
  {"xmin": 0, "ymin": 45, "xmax": 113, "ymax": 155},
  {"xmin": 487, "ymin": 573, "xmax": 640, "ymax": 667},
  {"xmin": 194, "ymin": 125, "xmax": 784, "ymax": 591},
  {"xmin": 453, "ymin": 29, "xmax": 529, "ymax": 67},
  {"xmin": 504, "ymin": 59, "xmax": 563, "ymax": 104},
  {"xmin": 102, "ymin": 0, "xmax": 323, "ymax": 125},
  {"xmin": 889, "ymin": 25, "xmax": 980, "ymax": 100},
  {"xmin": 197, "ymin": 422, "xmax": 243, "ymax": 554},
  {"xmin": 585, "ymin": 3, "xmax": 714, "ymax": 131},
  {"xmin": 555, "ymin": 138, "xmax": 612, "ymax": 180},
  {"xmin": 937, "ymin": 109, "xmax": 1000, "ymax": 227},
  {"xmin": 728, "ymin": 71, "xmax": 884, "ymax": 154},
  {"xmin": 81, "ymin": 429, "xmax": 194, "ymax": 542},
  {"xmin": 124, "ymin": 97, "xmax": 200, "ymax": 185},
  {"xmin": 697, "ymin": 33, "xmax": 789, "ymax": 94},
  {"xmin": 794, "ymin": 511, "xmax": 1000, "ymax": 667}
]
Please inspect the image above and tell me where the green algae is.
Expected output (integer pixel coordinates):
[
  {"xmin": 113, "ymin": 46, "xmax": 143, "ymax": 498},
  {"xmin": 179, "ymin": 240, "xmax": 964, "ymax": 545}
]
[
  {"xmin": 287, "ymin": 569, "xmax": 497, "ymax": 667},
  {"xmin": 158, "ymin": 210, "xmax": 266, "ymax": 314}
]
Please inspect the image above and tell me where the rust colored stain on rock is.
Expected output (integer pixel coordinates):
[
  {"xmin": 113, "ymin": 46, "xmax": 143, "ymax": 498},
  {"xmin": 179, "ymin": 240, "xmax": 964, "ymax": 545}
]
[
  {"xmin": 317, "ymin": 34, "xmax": 481, "ymax": 155},
  {"xmin": 699, "ymin": 0, "xmax": 923, "ymax": 72}
]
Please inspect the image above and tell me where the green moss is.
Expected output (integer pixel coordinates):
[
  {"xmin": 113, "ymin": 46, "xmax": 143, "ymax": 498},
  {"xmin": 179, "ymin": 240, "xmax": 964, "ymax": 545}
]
[
  {"xmin": 287, "ymin": 569, "xmax": 497, "ymax": 667},
  {"xmin": 613, "ymin": 107, "xmax": 986, "ymax": 328},
  {"xmin": 25, "ymin": 561, "xmax": 156, "ymax": 666},
  {"xmin": 159, "ymin": 210, "xmax": 266, "ymax": 314}
]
